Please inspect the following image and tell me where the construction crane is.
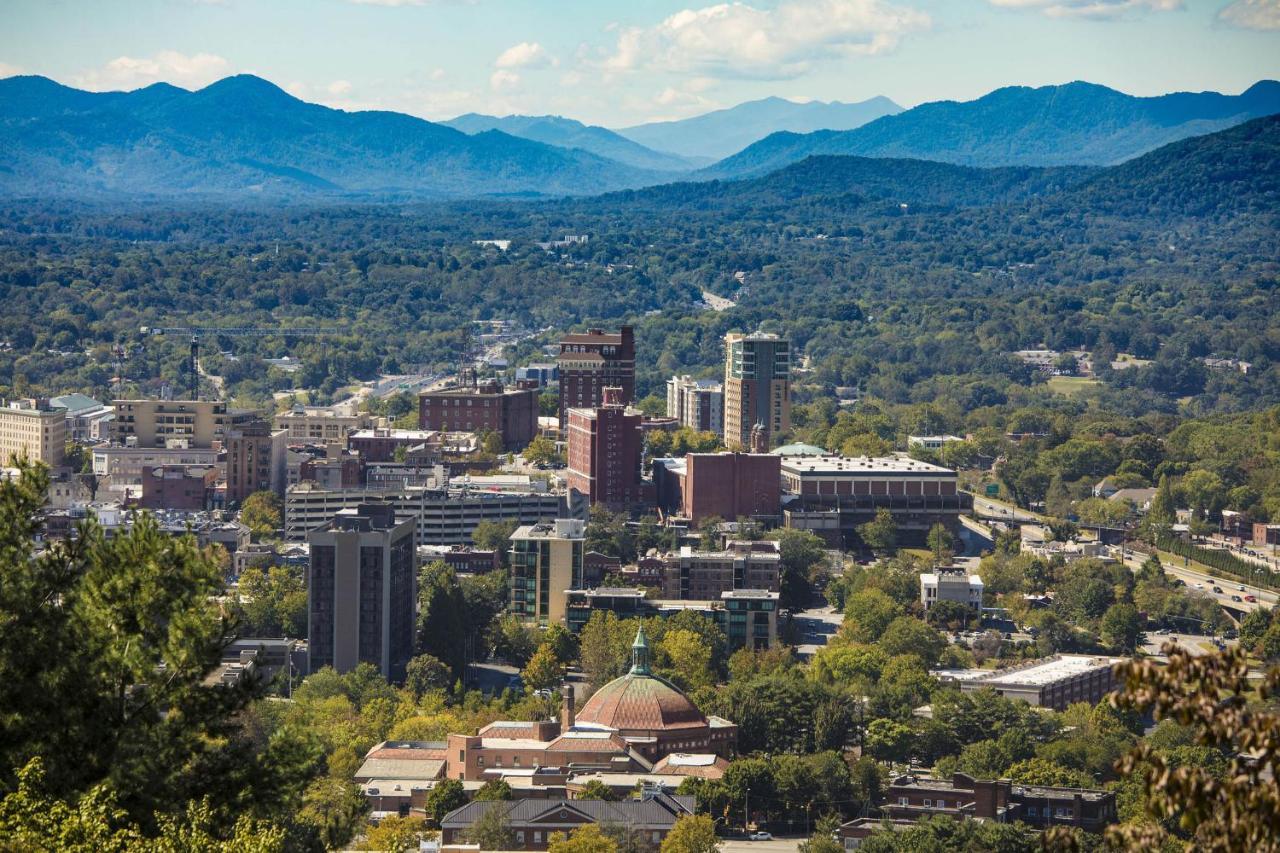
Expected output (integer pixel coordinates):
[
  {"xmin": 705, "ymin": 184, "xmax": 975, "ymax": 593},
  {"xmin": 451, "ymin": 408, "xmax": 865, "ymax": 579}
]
[{"xmin": 141, "ymin": 325, "xmax": 345, "ymax": 400}]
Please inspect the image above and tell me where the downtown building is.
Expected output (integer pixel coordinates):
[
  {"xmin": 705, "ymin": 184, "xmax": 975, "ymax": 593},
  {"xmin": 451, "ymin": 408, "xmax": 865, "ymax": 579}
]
[
  {"xmin": 565, "ymin": 388, "xmax": 645, "ymax": 511},
  {"xmin": 652, "ymin": 450, "xmax": 781, "ymax": 526},
  {"xmin": 665, "ymin": 375, "xmax": 723, "ymax": 435},
  {"xmin": 722, "ymin": 332, "xmax": 790, "ymax": 450},
  {"xmin": 307, "ymin": 503, "xmax": 416, "ymax": 681},
  {"xmin": 556, "ymin": 326, "xmax": 635, "ymax": 429},
  {"xmin": 509, "ymin": 518, "xmax": 586, "ymax": 625},
  {"xmin": 285, "ymin": 480, "xmax": 572, "ymax": 546},
  {"xmin": 779, "ymin": 453, "xmax": 971, "ymax": 548},
  {"xmin": 0, "ymin": 398, "xmax": 66, "ymax": 467},
  {"xmin": 418, "ymin": 378, "xmax": 539, "ymax": 451},
  {"xmin": 225, "ymin": 418, "xmax": 288, "ymax": 505}
]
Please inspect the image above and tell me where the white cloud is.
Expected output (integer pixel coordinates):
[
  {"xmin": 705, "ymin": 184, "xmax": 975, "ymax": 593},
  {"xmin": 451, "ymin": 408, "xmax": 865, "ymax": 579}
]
[
  {"xmin": 72, "ymin": 50, "xmax": 230, "ymax": 91},
  {"xmin": 494, "ymin": 41, "xmax": 557, "ymax": 69},
  {"xmin": 988, "ymin": 0, "xmax": 1183, "ymax": 18},
  {"xmin": 327, "ymin": 79, "xmax": 354, "ymax": 95},
  {"xmin": 490, "ymin": 69, "xmax": 521, "ymax": 90},
  {"xmin": 1217, "ymin": 0, "xmax": 1280, "ymax": 29},
  {"xmin": 598, "ymin": 0, "xmax": 929, "ymax": 80},
  {"xmin": 430, "ymin": 67, "xmax": 446, "ymax": 81},
  {"xmin": 0, "ymin": 61, "xmax": 24, "ymax": 78}
]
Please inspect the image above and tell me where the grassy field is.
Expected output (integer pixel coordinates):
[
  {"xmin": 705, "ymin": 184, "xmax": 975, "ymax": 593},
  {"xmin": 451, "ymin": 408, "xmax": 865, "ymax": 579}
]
[{"xmin": 1047, "ymin": 376, "xmax": 1102, "ymax": 397}]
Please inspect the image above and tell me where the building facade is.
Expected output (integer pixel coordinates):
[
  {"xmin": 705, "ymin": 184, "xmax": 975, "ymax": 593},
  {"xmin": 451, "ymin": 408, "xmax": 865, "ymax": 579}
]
[
  {"xmin": 440, "ymin": 794, "xmax": 694, "ymax": 851},
  {"xmin": 723, "ymin": 332, "xmax": 790, "ymax": 450},
  {"xmin": 920, "ymin": 568, "xmax": 984, "ymax": 613},
  {"xmin": 939, "ymin": 655, "xmax": 1124, "ymax": 712},
  {"xmin": 880, "ymin": 772, "xmax": 1117, "ymax": 833},
  {"xmin": 111, "ymin": 399, "xmax": 228, "ymax": 448},
  {"xmin": 557, "ymin": 326, "xmax": 635, "ymax": 429},
  {"xmin": 285, "ymin": 482, "xmax": 568, "ymax": 545},
  {"xmin": 225, "ymin": 418, "xmax": 287, "ymax": 505},
  {"xmin": 565, "ymin": 388, "xmax": 644, "ymax": 511},
  {"xmin": 0, "ymin": 398, "xmax": 66, "ymax": 467},
  {"xmin": 138, "ymin": 464, "xmax": 217, "ymax": 511},
  {"xmin": 510, "ymin": 519, "xmax": 585, "ymax": 625},
  {"xmin": 306, "ymin": 503, "xmax": 416, "ymax": 681},
  {"xmin": 418, "ymin": 378, "xmax": 539, "ymax": 451},
  {"xmin": 273, "ymin": 403, "xmax": 372, "ymax": 443},
  {"xmin": 658, "ymin": 541, "xmax": 781, "ymax": 599},
  {"xmin": 656, "ymin": 451, "xmax": 781, "ymax": 525},
  {"xmin": 666, "ymin": 375, "xmax": 723, "ymax": 435},
  {"xmin": 779, "ymin": 454, "xmax": 971, "ymax": 548}
]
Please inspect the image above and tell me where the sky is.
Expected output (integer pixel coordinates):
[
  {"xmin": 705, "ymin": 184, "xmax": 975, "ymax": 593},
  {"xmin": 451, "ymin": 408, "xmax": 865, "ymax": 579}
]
[{"xmin": 1, "ymin": 0, "xmax": 1278, "ymax": 127}]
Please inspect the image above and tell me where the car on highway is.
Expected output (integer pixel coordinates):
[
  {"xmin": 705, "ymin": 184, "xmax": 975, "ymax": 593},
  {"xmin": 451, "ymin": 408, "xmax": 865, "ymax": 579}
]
[
  {"xmin": 1238, "ymin": 584, "xmax": 1247, "ymax": 591},
  {"xmin": 1246, "ymin": 595, "xmax": 1258, "ymax": 603},
  {"xmin": 1232, "ymin": 595, "xmax": 1243, "ymax": 602},
  {"xmin": 1212, "ymin": 586, "xmax": 1223, "ymax": 593},
  {"xmin": 748, "ymin": 832, "xmax": 773, "ymax": 841}
]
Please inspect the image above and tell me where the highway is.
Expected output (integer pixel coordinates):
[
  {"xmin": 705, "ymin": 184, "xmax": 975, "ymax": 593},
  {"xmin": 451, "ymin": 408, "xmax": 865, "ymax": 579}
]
[
  {"xmin": 1117, "ymin": 549, "xmax": 1276, "ymax": 615},
  {"xmin": 970, "ymin": 494, "xmax": 1044, "ymax": 523}
]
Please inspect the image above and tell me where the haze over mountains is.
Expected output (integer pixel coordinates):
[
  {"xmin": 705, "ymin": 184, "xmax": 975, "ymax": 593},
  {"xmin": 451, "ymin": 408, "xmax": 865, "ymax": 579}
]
[
  {"xmin": 614, "ymin": 95, "xmax": 904, "ymax": 162},
  {"xmin": 0, "ymin": 73, "xmax": 1276, "ymax": 201},
  {"xmin": 442, "ymin": 113, "xmax": 695, "ymax": 172}
]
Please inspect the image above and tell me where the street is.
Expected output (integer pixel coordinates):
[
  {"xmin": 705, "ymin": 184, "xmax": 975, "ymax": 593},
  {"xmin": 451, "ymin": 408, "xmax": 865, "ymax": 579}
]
[{"xmin": 720, "ymin": 838, "xmax": 805, "ymax": 853}]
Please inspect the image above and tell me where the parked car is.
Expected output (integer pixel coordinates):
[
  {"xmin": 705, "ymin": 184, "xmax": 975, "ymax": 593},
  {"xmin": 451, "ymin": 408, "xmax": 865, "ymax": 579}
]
[{"xmin": 749, "ymin": 832, "xmax": 773, "ymax": 841}]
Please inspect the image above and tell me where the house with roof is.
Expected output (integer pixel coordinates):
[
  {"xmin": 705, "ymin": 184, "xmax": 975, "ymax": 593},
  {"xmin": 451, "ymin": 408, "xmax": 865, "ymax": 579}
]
[
  {"xmin": 1107, "ymin": 487, "xmax": 1157, "ymax": 514},
  {"xmin": 440, "ymin": 791, "xmax": 694, "ymax": 851}
]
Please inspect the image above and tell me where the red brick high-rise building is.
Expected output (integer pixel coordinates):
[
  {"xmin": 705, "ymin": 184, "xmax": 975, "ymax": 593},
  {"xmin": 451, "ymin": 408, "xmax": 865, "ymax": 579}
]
[
  {"xmin": 566, "ymin": 387, "xmax": 643, "ymax": 511},
  {"xmin": 418, "ymin": 378, "xmax": 539, "ymax": 451},
  {"xmin": 557, "ymin": 326, "xmax": 635, "ymax": 430}
]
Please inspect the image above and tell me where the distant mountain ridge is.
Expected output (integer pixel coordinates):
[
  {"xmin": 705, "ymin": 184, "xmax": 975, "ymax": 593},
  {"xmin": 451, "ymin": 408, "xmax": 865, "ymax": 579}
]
[
  {"xmin": 443, "ymin": 113, "xmax": 695, "ymax": 172},
  {"xmin": 616, "ymin": 95, "xmax": 903, "ymax": 162},
  {"xmin": 0, "ymin": 74, "xmax": 669, "ymax": 199},
  {"xmin": 705, "ymin": 81, "xmax": 1280, "ymax": 178}
]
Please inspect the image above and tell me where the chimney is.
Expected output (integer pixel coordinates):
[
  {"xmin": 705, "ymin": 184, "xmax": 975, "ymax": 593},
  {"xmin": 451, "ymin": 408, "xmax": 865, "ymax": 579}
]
[{"xmin": 561, "ymin": 683, "xmax": 575, "ymax": 730}]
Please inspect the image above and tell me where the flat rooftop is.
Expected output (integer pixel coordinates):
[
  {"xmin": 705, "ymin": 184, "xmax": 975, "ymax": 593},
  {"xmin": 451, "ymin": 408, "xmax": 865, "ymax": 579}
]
[
  {"xmin": 967, "ymin": 655, "xmax": 1122, "ymax": 687},
  {"xmin": 778, "ymin": 455, "xmax": 955, "ymax": 475}
]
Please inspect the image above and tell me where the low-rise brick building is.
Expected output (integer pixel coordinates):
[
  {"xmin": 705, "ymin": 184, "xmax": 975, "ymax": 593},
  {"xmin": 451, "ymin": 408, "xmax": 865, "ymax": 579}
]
[{"xmin": 881, "ymin": 772, "xmax": 1117, "ymax": 833}]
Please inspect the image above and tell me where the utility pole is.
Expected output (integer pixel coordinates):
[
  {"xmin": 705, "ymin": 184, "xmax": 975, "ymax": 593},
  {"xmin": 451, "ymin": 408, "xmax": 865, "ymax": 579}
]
[{"xmin": 744, "ymin": 786, "xmax": 749, "ymax": 832}]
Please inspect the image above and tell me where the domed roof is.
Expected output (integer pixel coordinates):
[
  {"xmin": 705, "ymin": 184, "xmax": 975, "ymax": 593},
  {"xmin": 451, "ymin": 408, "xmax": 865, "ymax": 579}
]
[
  {"xmin": 575, "ymin": 627, "xmax": 708, "ymax": 732},
  {"xmin": 771, "ymin": 442, "xmax": 826, "ymax": 456}
]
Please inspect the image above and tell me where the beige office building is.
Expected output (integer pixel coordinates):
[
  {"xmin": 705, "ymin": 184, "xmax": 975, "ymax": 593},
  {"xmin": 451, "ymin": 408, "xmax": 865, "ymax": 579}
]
[
  {"xmin": 0, "ymin": 399, "xmax": 66, "ymax": 467},
  {"xmin": 112, "ymin": 399, "xmax": 228, "ymax": 448},
  {"xmin": 273, "ymin": 403, "xmax": 372, "ymax": 443},
  {"xmin": 510, "ymin": 518, "xmax": 585, "ymax": 625},
  {"xmin": 723, "ymin": 332, "xmax": 790, "ymax": 450}
]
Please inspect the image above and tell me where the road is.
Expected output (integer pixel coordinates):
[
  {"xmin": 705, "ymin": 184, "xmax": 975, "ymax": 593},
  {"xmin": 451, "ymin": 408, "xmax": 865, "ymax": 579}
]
[
  {"xmin": 720, "ymin": 838, "xmax": 803, "ymax": 853},
  {"xmin": 970, "ymin": 494, "xmax": 1043, "ymax": 523},
  {"xmin": 789, "ymin": 606, "xmax": 844, "ymax": 658},
  {"xmin": 1117, "ymin": 549, "xmax": 1275, "ymax": 614}
]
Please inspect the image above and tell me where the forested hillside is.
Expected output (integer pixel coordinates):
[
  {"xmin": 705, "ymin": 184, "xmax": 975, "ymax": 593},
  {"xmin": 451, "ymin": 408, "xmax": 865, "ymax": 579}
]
[
  {"xmin": 707, "ymin": 80, "xmax": 1280, "ymax": 178},
  {"xmin": 0, "ymin": 116, "xmax": 1275, "ymax": 422}
]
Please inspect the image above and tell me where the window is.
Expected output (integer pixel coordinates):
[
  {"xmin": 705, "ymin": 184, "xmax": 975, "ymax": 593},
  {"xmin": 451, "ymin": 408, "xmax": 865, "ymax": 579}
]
[
  {"xmin": 923, "ymin": 799, "xmax": 932, "ymax": 808},
  {"xmin": 937, "ymin": 799, "xmax": 945, "ymax": 809},
  {"xmin": 477, "ymin": 757, "xmax": 484, "ymax": 767},
  {"xmin": 516, "ymin": 832, "xmax": 525, "ymax": 843},
  {"xmin": 898, "ymin": 797, "xmax": 908, "ymax": 806},
  {"xmin": 1026, "ymin": 807, "xmax": 1037, "ymax": 817},
  {"xmin": 533, "ymin": 833, "xmax": 542, "ymax": 844}
]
